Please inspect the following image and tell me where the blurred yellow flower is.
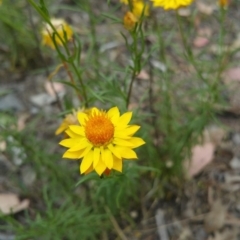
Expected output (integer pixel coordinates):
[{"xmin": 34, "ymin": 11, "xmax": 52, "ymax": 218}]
[
  {"xmin": 218, "ymin": 0, "xmax": 229, "ymax": 7},
  {"xmin": 120, "ymin": 0, "xmax": 129, "ymax": 4},
  {"xmin": 151, "ymin": 0, "xmax": 193, "ymax": 10},
  {"xmin": 121, "ymin": 0, "xmax": 149, "ymax": 17},
  {"xmin": 55, "ymin": 110, "xmax": 79, "ymax": 136},
  {"xmin": 133, "ymin": 1, "xmax": 149, "ymax": 17},
  {"xmin": 59, "ymin": 107, "xmax": 145, "ymax": 175},
  {"xmin": 41, "ymin": 18, "xmax": 73, "ymax": 49},
  {"xmin": 55, "ymin": 108, "xmax": 92, "ymax": 136},
  {"xmin": 123, "ymin": 11, "xmax": 138, "ymax": 31}
]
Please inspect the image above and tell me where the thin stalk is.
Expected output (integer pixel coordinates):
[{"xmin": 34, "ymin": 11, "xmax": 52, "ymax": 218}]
[
  {"xmin": 62, "ymin": 61, "xmax": 83, "ymax": 103},
  {"xmin": 126, "ymin": 21, "xmax": 144, "ymax": 107},
  {"xmin": 27, "ymin": 0, "xmax": 88, "ymax": 107},
  {"xmin": 27, "ymin": 3, "xmax": 63, "ymax": 111},
  {"xmin": 176, "ymin": 12, "xmax": 208, "ymax": 85}
]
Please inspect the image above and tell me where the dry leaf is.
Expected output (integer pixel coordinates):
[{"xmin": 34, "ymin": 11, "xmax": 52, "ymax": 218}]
[
  {"xmin": 0, "ymin": 193, "xmax": 30, "ymax": 215},
  {"xmin": 186, "ymin": 127, "xmax": 225, "ymax": 177},
  {"xmin": 196, "ymin": 1, "xmax": 217, "ymax": 15},
  {"xmin": 44, "ymin": 81, "xmax": 66, "ymax": 97},
  {"xmin": 186, "ymin": 142, "xmax": 215, "ymax": 177},
  {"xmin": 136, "ymin": 70, "xmax": 150, "ymax": 80},
  {"xmin": 17, "ymin": 113, "xmax": 30, "ymax": 131},
  {"xmin": 193, "ymin": 36, "xmax": 209, "ymax": 48},
  {"xmin": 223, "ymin": 67, "xmax": 240, "ymax": 83},
  {"xmin": 204, "ymin": 200, "xmax": 226, "ymax": 232},
  {"xmin": 193, "ymin": 27, "xmax": 212, "ymax": 48}
]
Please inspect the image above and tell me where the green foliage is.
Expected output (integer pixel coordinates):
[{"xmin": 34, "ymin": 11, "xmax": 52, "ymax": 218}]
[
  {"xmin": 0, "ymin": 0, "xmax": 38, "ymax": 69},
  {"xmin": 0, "ymin": 0, "xmax": 232, "ymax": 238}
]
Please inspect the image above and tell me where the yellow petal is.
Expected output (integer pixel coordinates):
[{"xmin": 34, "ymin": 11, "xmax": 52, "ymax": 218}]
[
  {"xmin": 107, "ymin": 143, "xmax": 122, "ymax": 159},
  {"xmin": 115, "ymin": 147, "xmax": 138, "ymax": 159},
  {"xmin": 112, "ymin": 156, "xmax": 122, "ymax": 172},
  {"xmin": 94, "ymin": 158, "xmax": 107, "ymax": 176},
  {"xmin": 59, "ymin": 138, "xmax": 79, "ymax": 148},
  {"xmin": 107, "ymin": 106, "xmax": 120, "ymax": 125},
  {"xmin": 80, "ymin": 150, "xmax": 94, "ymax": 174},
  {"xmin": 84, "ymin": 164, "xmax": 94, "ymax": 175},
  {"xmin": 113, "ymin": 138, "xmax": 134, "ymax": 147},
  {"xmin": 65, "ymin": 129, "xmax": 79, "ymax": 138},
  {"xmin": 55, "ymin": 123, "xmax": 68, "ymax": 135},
  {"xmin": 91, "ymin": 107, "xmax": 100, "ymax": 115},
  {"xmin": 117, "ymin": 112, "xmax": 132, "ymax": 126},
  {"xmin": 102, "ymin": 148, "xmax": 113, "ymax": 169},
  {"xmin": 128, "ymin": 137, "xmax": 145, "ymax": 148},
  {"xmin": 68, "ymin": 139, "xmax": 92, "ymax": 152},
  {"xmin": 77, "ymin": 112, "xmax": 88, "ymax": 126},
  {"xmin": 115, "ymin": 125, "xmax": 140, "ymax": 138},
  {"xmin": 93, "ymin": 147, "xmax": 100, "ymax": 168},
  {"xmin": 63, "ymin": 150, "xmax": 83, "ymax": 159},
  {"xmin": 69, "ymin": 125, "xmax": 85, "ymax": 136},
  {"xmin": 79, "ymin": 146, "xmax": 92, "ymax": 159}
]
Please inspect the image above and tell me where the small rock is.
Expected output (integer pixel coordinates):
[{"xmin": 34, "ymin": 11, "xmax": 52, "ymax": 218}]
[
  {"xmin": 232, "ymin": 133, "xmax": 240, "ymax": 145},
  {"xmin": 30, "ymin": 93, "xmax": 56, "ymax": 107},
  {"xmin": 178, "ymin": 7, "xmax": 191, "ymax": 17},
  {"xmin": 151, "ymin": 60, "xmax": 167, "ymax": 72},
  {"xmin": 0, "ymin": 93, "xmax": 24, "ymax": 112},
  {"xmin": 230, "ymin": 156, "xmax": 240, "ymax": 169},
  {"xmin": 21, "ymin": 166, "xmax": 36, "ymax": 187}
]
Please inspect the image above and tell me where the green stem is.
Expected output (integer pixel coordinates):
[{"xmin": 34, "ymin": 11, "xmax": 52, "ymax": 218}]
[
  {"xmin": 126, "ymin": 22, "xmax": 145, "ymax": 107},
  {"xmin": 176, "ymin": 12, "xmax": 208, "ymax": 85},
  {"xmin": 27, "ymin": 0, "xmax": 88, "ymax": 107}
]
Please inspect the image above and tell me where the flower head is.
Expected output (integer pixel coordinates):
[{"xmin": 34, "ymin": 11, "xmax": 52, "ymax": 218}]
[
  {"xmin": 132, "ymin": 1, "xmax": 149, "ymax": 17},
  {"xmin": 59, "ymin": 107, "xmax": 145, "ymax": 176},
  {"xmin": 218, "ymin": 0, "xmax": 230, "ymax": 7},
  {"xmin": 41, "ymin": 18, "xmax": 73, "ymax": 49},
  {"xmin": 123, "ymin": 11, "xmax": 138, "ymax": 31},
  {"xmin": 151, "ymin": 0, "xmax": 193, "ymax": 10},
  {"xmin": 55, "ymin": 110, "xmax": 79, "ymax": 136},
  {"xmin": 56, "ymin": 108, "xmax": 91, "ymax": 136},
  {"xmin": 120, "ymin": 0, "xmax": 129, "ymax": 4},
  {"xmin": 121, "ymin": 0, "xmax": 149, "ymax": 17}
]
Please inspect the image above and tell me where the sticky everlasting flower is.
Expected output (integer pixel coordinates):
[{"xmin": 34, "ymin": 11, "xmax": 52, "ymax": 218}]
[
  {"xmin": 132, "ymin": 1, "xmax": 149, "ymax": 17},
  {"xmin": 151, "ymin": 0, "xmax": 193, "ymax": 10},
  {"xmin": 120, "ymin": 0, "xmax": 129, "ymax": 4},
  {"xmin": 41, "ymin": 18, "xmax": 73, "ymax": 49},
  {"xmin": 59, "ymin": 107, "xmax": 145, "ymax": 175},
  {"xmin": 218, "ymin": 0, "xmax": 230, "ymax": 7},
  {"xmin": 120, "ymin": 0, "xmax": 149, "ymax": 17},
  {"xmin": 55, "ymin": 108, "xmax": 92, "ymax": 136},
  {"xmin": 55, "ymin": 110, "xmax": 79, "ymax": 136},
  {"xmin": 123, "ymin": 11, "xmax": 138, "ymax": 31}
]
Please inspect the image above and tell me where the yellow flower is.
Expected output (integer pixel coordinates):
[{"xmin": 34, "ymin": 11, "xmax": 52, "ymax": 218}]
[
  {"xmin": 133, "ymin": 1, "xmax": 149, "ymax": 17},
  {"xmin": 121, "ymin": 0, "xmax": 149, "ymax": 17},
  {"xmin": 151, "ymin": 0, "xmax": 193, "ymax": 10},
  {"xmin": 41, "ymin": 18, "xmax": 73, "ymax": 49},
  {"xmin": 55, "ymin": 108, "xmax": 91, "ymax": 136},
  {"xmin": 120, "ymin": 0, "xmax": 129, "ymax": 4},
  {"xmin": 123, "ymin": 11, "xmax": 138, "ymax": 31},
  {"xmin": 55, "ymin": 110, "xmax": 79, "ymax": 136},
  {"xmin": 59, "ymin": 107, "xmax": 145, "ymax": 175},
  {"xmin": 218, "ymin": 0, "xmax": 229, "ymax": 7}
]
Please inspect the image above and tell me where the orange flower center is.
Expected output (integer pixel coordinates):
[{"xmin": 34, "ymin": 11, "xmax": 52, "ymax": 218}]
[{"xmin": 85, "ymin": 112, "xmax": 114, "ymax": 146}]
